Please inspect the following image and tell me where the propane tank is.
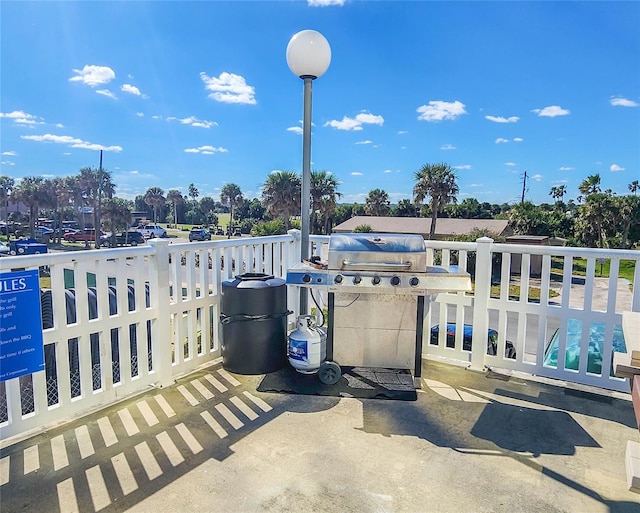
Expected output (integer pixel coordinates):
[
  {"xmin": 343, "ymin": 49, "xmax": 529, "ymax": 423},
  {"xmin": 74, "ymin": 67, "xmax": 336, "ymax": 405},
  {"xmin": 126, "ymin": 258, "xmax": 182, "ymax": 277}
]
[{"xmin": 288, "ymin": 315, "xmax": 326, "ymax": 373}]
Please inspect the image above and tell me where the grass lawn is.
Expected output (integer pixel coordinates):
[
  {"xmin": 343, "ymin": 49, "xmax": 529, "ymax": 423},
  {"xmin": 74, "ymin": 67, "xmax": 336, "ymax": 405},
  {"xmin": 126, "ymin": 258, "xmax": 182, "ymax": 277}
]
[{"xmin": 551, "ymin": 256, "xmax": 636, "ymax": 282}]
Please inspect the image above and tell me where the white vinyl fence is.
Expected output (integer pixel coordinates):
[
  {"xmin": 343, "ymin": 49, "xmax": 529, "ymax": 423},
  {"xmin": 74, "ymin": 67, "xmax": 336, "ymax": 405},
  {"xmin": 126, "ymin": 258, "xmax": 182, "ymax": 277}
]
[{"xmin": 1, "ymin": 232, "xmax": 638, "ymax": 441}]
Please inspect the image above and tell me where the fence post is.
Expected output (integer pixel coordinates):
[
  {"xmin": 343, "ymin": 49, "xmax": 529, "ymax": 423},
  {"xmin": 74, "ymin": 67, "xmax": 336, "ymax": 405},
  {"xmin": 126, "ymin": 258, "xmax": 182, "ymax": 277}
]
[
  {"xmin": 469, "ymin": 236, "xmax": 494, "ymax": 372},
  {"xmin": 148, "ymin": 239, "xmax": 174, "ymax": 387}
]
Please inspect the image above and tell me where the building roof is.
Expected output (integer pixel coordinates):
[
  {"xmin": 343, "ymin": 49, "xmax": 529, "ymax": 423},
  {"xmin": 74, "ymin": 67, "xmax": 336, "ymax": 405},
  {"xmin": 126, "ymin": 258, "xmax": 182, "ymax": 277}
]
[{"xmin": 332, "ymin": 216, "xmax": 510, "ymax": 239}]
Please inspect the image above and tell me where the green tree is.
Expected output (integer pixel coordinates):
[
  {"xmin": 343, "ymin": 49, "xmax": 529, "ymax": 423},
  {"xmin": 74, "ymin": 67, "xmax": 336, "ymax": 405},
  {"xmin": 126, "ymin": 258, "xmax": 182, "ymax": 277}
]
[
  {"xmin": 578, "ymin": 174, "xmax": 601, "ymax": 196},
  {"xmin": 261, "ymin": 171, "xmax": 301, "ymax": 231},
  {"xmin": 507, "ymin": 201, "xmax": 549, "ymax": 236},
  {"xmin": 143, "ymin": 187, "xmax": 166, "ymax": 224},
  {"xmin": 364, "ymin": 188, "xmax": 391, "ymax": 216},
  {"xmin": 0, "ymin": 176, "xmax": 15, "ymax": 224},
  {"xmin": 102, "ymin": 197, "xmax": 133, "ymax": 246},
  {"xmin": 220, "ymin": 183, "xmax": 243, "ymax": 238},
  {"xmin": 549, "ymin": 185, "xmax": 567, "ymax": 203},
  {"xmin": 629, "ymin": 180, "xmax": 639, "ymax": 195},
  {"xmin": 77, "ymin": 167, "xmax": 115, "ymax": 248},
  {"xmin": 12, "ymin": 176, "xmax": 45, "ymax": 237},
  {"xmin": 574, "ymin": 192, "xmax": 616, "ymax": 248},
  {"xmin": 166, "ymin": 189, "xmax": 184, "ymax": 227},
  {"xmin": 188, "ymin": 183, "xmax": 199, "ymax": 201},
  {"xmin": 310, "ymin": 170, "xmax": 340, "ymax": 234},
  {"xmin": 393, "ymin": 199, "xmax": 418, "ymax": 217},
  {"xmin": 413, "ymin": 162, "xmax": 459, "ymax": 239}
]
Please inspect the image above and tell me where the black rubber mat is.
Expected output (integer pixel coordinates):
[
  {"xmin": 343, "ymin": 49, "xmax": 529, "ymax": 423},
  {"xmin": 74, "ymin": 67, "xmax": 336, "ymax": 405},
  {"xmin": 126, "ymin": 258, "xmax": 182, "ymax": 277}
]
[{"xmin": 257, "ymin": 364, "xmax": 417, "ymax": 401}]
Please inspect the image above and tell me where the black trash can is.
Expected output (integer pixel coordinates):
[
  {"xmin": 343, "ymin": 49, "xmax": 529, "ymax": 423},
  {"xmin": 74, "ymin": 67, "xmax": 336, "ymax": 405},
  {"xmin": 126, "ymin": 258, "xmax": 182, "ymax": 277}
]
[{"xmin": 220, "ymin": 273, "xmax": 290, "ymax": 374}]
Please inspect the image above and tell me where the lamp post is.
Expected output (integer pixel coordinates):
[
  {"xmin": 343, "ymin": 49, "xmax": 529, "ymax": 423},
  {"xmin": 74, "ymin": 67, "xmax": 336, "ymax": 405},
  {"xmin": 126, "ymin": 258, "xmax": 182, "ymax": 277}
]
[{"xmin": 286, "ymin": 29, "xmax": 331, "ymax": 314}]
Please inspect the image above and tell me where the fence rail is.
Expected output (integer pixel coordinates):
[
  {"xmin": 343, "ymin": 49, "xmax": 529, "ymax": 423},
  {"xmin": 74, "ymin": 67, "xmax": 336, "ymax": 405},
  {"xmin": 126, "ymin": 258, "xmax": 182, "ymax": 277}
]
[{"xmin": 1, "ymin": 233, "xmax": 638, "ymax": 442}]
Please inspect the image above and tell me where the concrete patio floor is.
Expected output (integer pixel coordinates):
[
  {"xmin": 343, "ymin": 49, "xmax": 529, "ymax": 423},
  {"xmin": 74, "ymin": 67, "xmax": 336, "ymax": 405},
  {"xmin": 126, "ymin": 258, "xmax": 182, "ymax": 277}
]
[{"xmin": 1, "ymin": 359, "xmax": 638, "ymax": 513}]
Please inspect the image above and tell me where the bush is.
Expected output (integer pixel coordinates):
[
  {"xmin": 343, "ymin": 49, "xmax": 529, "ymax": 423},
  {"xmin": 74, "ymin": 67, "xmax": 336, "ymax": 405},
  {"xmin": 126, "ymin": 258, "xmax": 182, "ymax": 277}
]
[
  {"xmin": 251, "ymin": 219, "xmax": 287, "ymax": 236},
  {"xmin": 354, "ymin": 224, "xmax": 373, "ymax": 233}
]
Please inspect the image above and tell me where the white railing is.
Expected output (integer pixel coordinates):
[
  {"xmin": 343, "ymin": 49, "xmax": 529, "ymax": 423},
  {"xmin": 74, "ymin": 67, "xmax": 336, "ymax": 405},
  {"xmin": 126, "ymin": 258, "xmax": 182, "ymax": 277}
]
[{"xmin": 1, "ymin": 232, "xmax": 638, "ymax": 442}]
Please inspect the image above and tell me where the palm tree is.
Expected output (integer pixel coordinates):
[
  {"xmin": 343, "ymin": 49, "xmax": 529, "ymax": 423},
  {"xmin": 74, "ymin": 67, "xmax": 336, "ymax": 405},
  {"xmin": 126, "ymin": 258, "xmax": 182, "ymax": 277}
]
[
  {"xmin": 199, "ymin": 197, "xmax": 217, "ymax": 226},
  {"xmin": 310, "ymin": 170, "xmax": 340, "ymax": 234},
  {"xmin": 578, "ymin": 174, "xmax": 601, "ymax": 196},
  {"xmin": 188, "ymin": 183, "xmax": 199, "ymax": 201},
  {"xmin": 629, "ymin": 180, "xmax": 639, "ymax": 196},
  {"xmin": 220, "ymin": 183, "xmax": 243, "ymax": 238},
  {"xmin": 77, "ymin": 167, "xmax": 115, "ymax": 247},
  {"xmin": 166, "ymin": 189, "xmax": 184, "ymax": 227},
  {"xmin": 261, "ymin": 171, "xmax": 301, "ymax": 231},
  {"xmin": 365, "ymin": 189, "xmax": 391, "ymax": 216},
  {"xmin": 144, "ymin": 187, "xmax": 166, "ymax": 224},
  {"xmin": 12, "ymin": 176, "xmax": 45, "ymax": 237},
  {"xmin": 0, "ymin": 175, "xmax": 15, "ymax": 224},
  {"xmin": 103, "ymin": 197, "xmax": 133, "ymax": 245},
  {"xmin": 413, "ymin": 163, "xmax": 459, "ymax": 239},
  {"xmin": 549, "ymin": 185, "xmax": 567, "ymax": 202}
]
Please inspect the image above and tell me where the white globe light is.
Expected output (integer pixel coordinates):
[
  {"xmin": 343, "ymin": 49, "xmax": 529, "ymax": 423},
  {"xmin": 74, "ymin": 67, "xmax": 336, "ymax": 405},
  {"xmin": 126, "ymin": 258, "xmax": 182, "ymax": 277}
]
[{"xmin": 286, "ymin": 30, "xmax": 331, "ymax": 79}]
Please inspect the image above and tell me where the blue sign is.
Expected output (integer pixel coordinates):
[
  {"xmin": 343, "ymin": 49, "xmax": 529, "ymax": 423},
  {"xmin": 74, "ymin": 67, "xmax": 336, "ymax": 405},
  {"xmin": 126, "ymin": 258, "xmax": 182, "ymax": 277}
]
[{"xmin": 0, "ymin": 270, "xmax": 45, "ymax": 381}]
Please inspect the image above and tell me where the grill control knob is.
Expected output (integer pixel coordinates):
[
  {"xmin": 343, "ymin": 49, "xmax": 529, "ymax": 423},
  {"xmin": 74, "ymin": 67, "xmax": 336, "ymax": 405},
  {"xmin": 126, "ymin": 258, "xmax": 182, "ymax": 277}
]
[
  {"xmin": 334, "ymin": 274, "xmax": 343, "ymax": 284},
  {"xmin": 302, "ymin": 274, "xmax": 311, "ymax": 283},
  {"xmin": 353, "ymin": 275, "xmax": 362, "ymax": 285},
  {"xmin": 372, "ymin": 275, "xmax": 381, "ymax": 285},
  {"xmin": 390, "ymin": 276, "xmax": 401, "ymax": 286},
  {"xmin": 409, "ymin": 277, "xmax": 419, "ymax": 287}
]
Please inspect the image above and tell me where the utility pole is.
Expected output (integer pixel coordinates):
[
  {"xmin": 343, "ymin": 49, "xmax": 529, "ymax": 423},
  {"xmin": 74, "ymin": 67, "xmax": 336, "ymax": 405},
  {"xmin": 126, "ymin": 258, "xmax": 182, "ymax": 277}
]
[{"xmin": 521, "ymin": 171, "xmax": 528, "ymax": 204}]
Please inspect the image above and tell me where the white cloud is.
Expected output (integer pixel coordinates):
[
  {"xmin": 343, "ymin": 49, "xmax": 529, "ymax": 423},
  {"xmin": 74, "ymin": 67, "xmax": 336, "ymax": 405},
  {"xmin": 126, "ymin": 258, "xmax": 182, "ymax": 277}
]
[
  {"xmin": 485, "ymin": 115, "xmax": 519, "ymax": 123},
  {"xmin": 183, "ymin": 145, "xmax": 228, "ymax": 154},
  {"xmin": 610, "ymin": 163, "xmax": 625, "ymax": 172},
  {"xmin": 286, "ymin": 126, "xmax": 303, "ymax": 135},
  {"xmin": 69, "ymin": 65, "xmax": 115, "ymax": 86},
  {"xmin": 324, "ymin": 112, "xmax": 384, "ymax": 131},
  {"xmin": 454, "ymin": 165, "xmax": 471, "ymax": 170},
  {"xmin": 356, "ymin": 140, "xmax": 373, "ymax": 145},
  {"xmin": 2, "ymin": 151, "xmax": 17, "ymax": 156},
  {"xmin": 121, "ymin": 84, "xmax": 148, "ymax": 99},
  {"xmin": 20, "ymin": 133, "xmax": 122, "ymax": 152},
  {"xmin": 55, "ymin": 123, "xmax": 64, "ymax": 128},
  {"xmin": 167, "ymin": 116, "xmax": 217, "ymax": 128},
  {"xmin": 531, "ymin": 174, "xmax": 543, "ymax": 181},
  {"xmin": 63, "ymin": 152, "xmax": 71, "ymax": 155},
  {"xmin": 397, "ymin": 130, "xmax": 408, "ymax": 135},
  {"xmin": 200, "ymin": 71, "xmax": 256, "ymax": 105},
  {"xmin": 440, "ymin": 144, "xmax": 456, "ymax": 150},
  {"xmin": 513, "ymin": 137, "xmax": 524, "ymax": 142},
  {"xmin": 559, "ymin": 166, "xmax": 575, "ymax": 171},
  {"xmin": 351, "ymin": 172, "xmax": 364, "ymax": 176},
  {"xmin": 610, "ymin": 96, "xmax": 638, "ymax": 107},
  {"xmin": 384, "ymin": 169, "xmax": 392, "ymax": 173},
  {"xmin": 136, "ymin": 112, "xmax": 144, "ymax": 117},
  {"xmin": 505, "ymin": 162, "xmax": 517, "ymax": 166},
  {"xmin": 0, "ymin": 110, "xmax": 45, "ymax": 125},
  {"xmin": 308, "ymin": 0, "xmax": 344, "ymax": 6},
  {"xmin": 1, "ymin": 161, "xmax": 15, "ymax": 166},
  {"xmin": 495, "ymin": 138, "xmax": 509, "ymax": 144},
  {"xmin": 469, "ymin": 183, "xmax": 482, "ymax": 187},
  {"xmin": 400, "ymin": 146, "xmax": 407, "ymax": 150},
  {"xmin": 416, "ymin": 100, "xmax": 466, "ymax": 121},
  {"xmin": 532, "ymin": 105, "xmax": 570, "ymax": 117},
  {"xmin": 96, "ymin": 89, "xmax": 117, "ymax": 100}
]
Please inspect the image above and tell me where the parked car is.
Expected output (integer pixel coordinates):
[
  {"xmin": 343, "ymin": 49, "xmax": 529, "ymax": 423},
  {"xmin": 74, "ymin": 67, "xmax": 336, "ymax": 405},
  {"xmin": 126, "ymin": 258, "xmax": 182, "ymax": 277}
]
[
  {"xmin": 542, "ymin": 318, "xmax": 626, "ymax": 376},
  {"xmin": 189, "ymin": 228, "xmax": 211, "ymax": 242},
  {"xmin": 100, "ymin": 231, "xmax": 146, "ymax": 247},
  {"xmin": 8, "ymin": 238, "xmax": 48, "ymax": 255},
  {"xmin": 430, "ymin": 323, "xmax": 517, "ymax": 359},
  {"xmin": 233, "ymin": 229, "xmax": 242, "ymax": 237},
  {"xmin": 136, "ymin": 224, "xmax": 167, "ymax": 239},
  {"xmin": 63, "ymin": 229, "xmax": 104, "ymax": 243},
  {"xmin": 215, "ymin": 228, "xmax": 224, "ymax": 236}
]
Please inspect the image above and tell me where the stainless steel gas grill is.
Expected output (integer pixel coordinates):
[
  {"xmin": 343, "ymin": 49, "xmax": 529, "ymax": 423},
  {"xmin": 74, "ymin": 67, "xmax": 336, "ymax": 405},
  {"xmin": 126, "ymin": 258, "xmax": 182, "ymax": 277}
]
[{"xmin": 286, "ymin": 233, "xmax": 471, "ymax": 387}]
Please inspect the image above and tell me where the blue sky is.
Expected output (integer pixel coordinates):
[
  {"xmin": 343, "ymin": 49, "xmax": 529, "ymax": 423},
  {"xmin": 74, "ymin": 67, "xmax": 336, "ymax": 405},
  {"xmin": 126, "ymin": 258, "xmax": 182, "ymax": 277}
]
[{"xmin": 1, "ymin": 1, "xmax": 638, "ymax": 206}]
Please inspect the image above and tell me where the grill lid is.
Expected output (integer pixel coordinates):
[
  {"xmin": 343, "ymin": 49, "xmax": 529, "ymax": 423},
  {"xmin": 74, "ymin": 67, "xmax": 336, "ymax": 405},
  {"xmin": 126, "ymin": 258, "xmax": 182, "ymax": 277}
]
[{"xmin": 328, "ymin": 233, "xmax": 426, "ymax": 272}]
